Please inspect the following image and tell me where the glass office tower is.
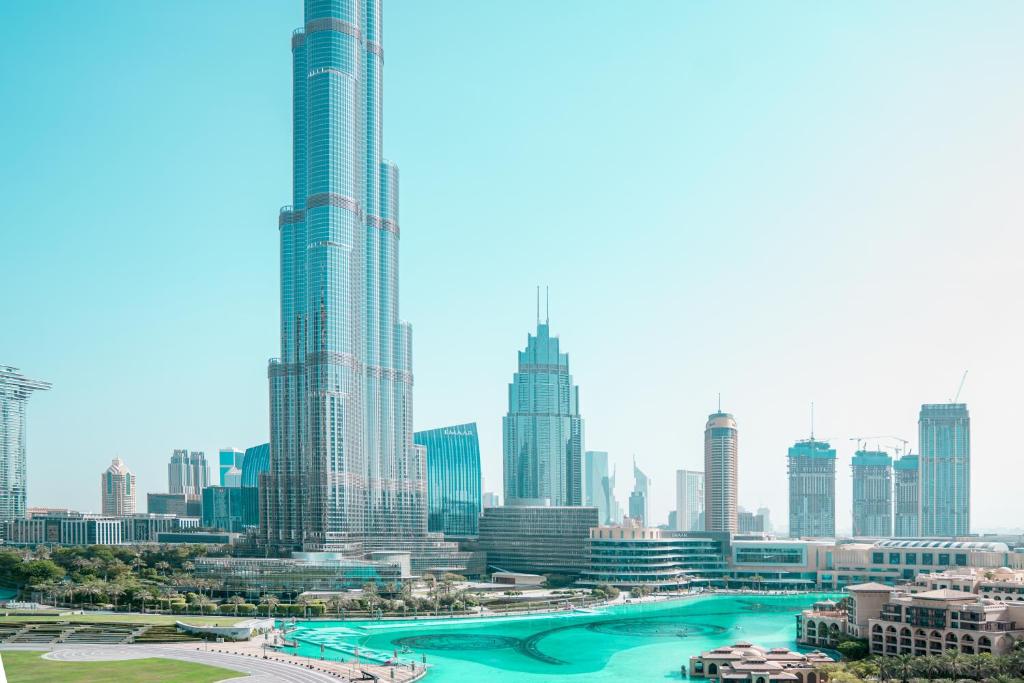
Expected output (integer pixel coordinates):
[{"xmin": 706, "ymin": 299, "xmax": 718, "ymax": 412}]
[
  {"xmin": 264, "ymin": 0, "xmax": 426, "ymax": 552},
  {"xmin": 240, "ymin": 443, "xmax": 270, "ymax": 488},
  {"xmin": 851, "ymin": 450, "xmax": 893, "ymax": 537},
  {"xmin": 218, "ymin": 448, "xmax": 245, "ymax": 486},
  {"xmin": 675, "ymin": 469, "xmax": 704, "ymax": 532},
  {"xmin": 919, "ymin": 403, "xmax": 970, "ymax": 537},
  {"xmin": 787, "ymin": 439, "xmax": 836, "ymax": 538},
  {"xmin": 502, "ymin": 318, "xmax": 583, "ymax": 506},
  {"xmin": 0, "ymin": 367, "xmax": 50, "ymax": 521},
  {"xmin": 704, "ymin": 412, "xmax": 738, "ymax": 533},
  {"xmin": 584, "ymin": 451, "xmax": 610, "ymax": 524},
  {"xmin": 414, "ymin": 423, "xmax": 482, "ymax": 539},
  {"xmin": 894, "ymin": 453, "xmax": 920, "ymax": 537}
]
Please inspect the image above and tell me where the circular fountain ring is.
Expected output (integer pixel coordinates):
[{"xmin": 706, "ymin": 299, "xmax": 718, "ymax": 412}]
[{"xmin": 391, "ymin": 634, "xmax": 521, "ymax": 651}]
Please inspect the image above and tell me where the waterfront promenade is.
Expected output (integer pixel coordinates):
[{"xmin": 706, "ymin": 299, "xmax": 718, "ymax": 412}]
[{"xmin": 0, "ymin": 641, "xmax": 426, "ymax": 682}]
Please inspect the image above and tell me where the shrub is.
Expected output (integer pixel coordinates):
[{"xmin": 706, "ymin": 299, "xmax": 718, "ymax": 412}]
[{"xmin": 837, "ymin": 639, "xmax": 869, "ymax": 661}]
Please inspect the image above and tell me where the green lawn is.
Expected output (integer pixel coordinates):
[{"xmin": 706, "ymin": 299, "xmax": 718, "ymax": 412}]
[
  {"xmin": 1, "ymin": 651, "xmax": 245, "ymax": 682},
  {"xmin": 0, "ymin": 613, "xmax": 232, "ymax": 625}
]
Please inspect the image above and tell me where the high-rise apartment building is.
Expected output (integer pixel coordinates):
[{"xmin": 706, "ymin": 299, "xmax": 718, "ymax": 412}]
[
  {"xmin": 168, "ymin": 450, "xmax": 208, "ymax": 497},
  {"xmin": 756, "ymin": 506, "xmax": 773, "ymax": 533},
  {"xmin": 787, "ymin": 439, "xmax": 836, "ymax": 538},
  {"xmin": 414, "ymin": 423, "xmax": 482, "ymax": 539},
  {"xmin": 218, "ymin": 448, "xmax": 245, "ymax": 486},
  {"xmin": 675, "ymin": 469, "xmax": 704, "ymax": 532},
  {"xmin": 704, "ymin": 412, "xmax": 738, "ymax": 533},
  {"xmin": 0, "ymin": 367, "xmax": 50, "ymax": 520},
  {"xmin": 262, "ymin": 0, "xmax": 427, "ymax": 552},
  {"xmin": 503, "ymin": 317, "xmax": 583, "ymax": 506},
  {"xmin": 628, "ymin": 490, "xmax": 647, "ymax": 525},
  {"xmin": 919, "ymin": 404, "xmax": 970, "ymax": 537},
  {"xmin": 894, "ymin": 454, "xmax": 920, "ymax": 537},
  {"xmin": 101, "ymin": 458, "xmax": 136, "ymax": 517},
  {"xmin": 851, "ymin": 450, "xmax": 893, "ymax": 537},
  {"xmin": 584, "ymin": 451, "xmax": 614, "ymax": 525},
  {"xmin": 630, "ymin": 460, "xmax": 649, "ymax": 526}
]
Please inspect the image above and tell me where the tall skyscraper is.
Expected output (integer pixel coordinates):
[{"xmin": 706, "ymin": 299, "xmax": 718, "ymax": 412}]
[
  {"xmin": 101, "ymin": 458, "xmax": 136, "ymax": 517},
  {"xmin": 630, "ymin": 459, "xmax": 649, "ymax": 526},
  {"xmin": 503, "ymin": 313, "xmax": 583, "ymax": 506},
  {"xmin": 894, "ymin": 453, "xmax": 920, "ymax": 537},
  {"xmin": 240, "ymin": 443, "xmax": 270, "ymax": 488},
  {"xmin": 218, "ymin": 448, "xmax": 245, "ymax": 486},
  {"xmin": 263, "ymin": 0, "xmax": 427, "ymax": 552},
  {"xmin": 414, "ymin": 423, "xmax": 482, "ymax": 539},
  {"xmin": 0, "ymin": 367, "xmax": 50, "ymax": 521},
  {"xmin": 851, "ymin": 450, "xmax": 893, "ymax": 537},
  {"xmin": 756, "ymin": 506, "xmax": 773, "ymax": 532},
  {"xmin": 787, "ymin": 439, "xmax": 836, "ymax": 538},
  {"xmin": 168, "ymin": 450, "xmax": 208, "ymax": 497},
  {"xmin": 704, "ymin": 411, "xmax": 738, "ymax": 533},
  {"xmin": 919, "ymin": 403, "xmax": 970, "ymax": 537},
  {"xmin": 675, "ymin": 469, "xmax": 704, "ymax": 531},
  {"xmin": 584, "ymin": 451, "xmax": 612, "ymax": 524}
]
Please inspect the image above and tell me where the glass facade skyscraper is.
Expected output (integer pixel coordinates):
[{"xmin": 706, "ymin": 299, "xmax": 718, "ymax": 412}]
[
  {"xmin": 263, "ymin": 0, "xmax": 426, "ymax": 552},
  {"xmin": 851, "ymin": 450, "xmax": 893, "ymax": 537},
  {"xmin": 0, "ymin": 367, "xmax": 50, "ymax": 521},
  {"xmin": 787, "ymin": 439, "xmax": 836, "ymax": 538},
  {"xmin": 414, "ymin": 423, "xmax": 482, "ymax": 539},
  {"xmin": 218, "ymin": 448, "xmax": 245, "ymax": 486},
  {"xmin": 502, "ymin": 319, "xmax": 583, "ymax": 506},
  {"xmin": 704, "ymin": 412, "xmax": 738, "ymax": 533},
  {"xmin": 894, "ymin": 453, "xmax": 920, "ymax": 537},
  {"xmin": 584, "ymin": 450, "xmax": 618, "ymax": 525},
  {"xmin": 240, "ymin": 443, "xmax": 270, "ymax": 489},
  {"xmin": 675, "ymin": 469, "xmax": 704, "ymax": 532},
  {"xmin": 919, "ymin": 403, "xmax": 970, "ymax": 537},
  {"xmin": 630, "ymin": 460, "xmax": 649, "ymax": 526}
]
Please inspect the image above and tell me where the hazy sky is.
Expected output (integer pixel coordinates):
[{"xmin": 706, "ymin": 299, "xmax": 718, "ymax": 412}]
[{"xmin": 2, "ymin": 1, "xmax": 1022, "ymax": 532}]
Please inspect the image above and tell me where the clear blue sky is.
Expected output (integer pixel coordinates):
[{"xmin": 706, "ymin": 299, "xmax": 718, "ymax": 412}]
[{"xmin": 2, "ymin": 1, "xmax": 1022, "ymax": 532}]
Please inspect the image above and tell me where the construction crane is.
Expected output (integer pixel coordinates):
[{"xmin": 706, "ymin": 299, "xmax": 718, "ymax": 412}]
[
  {"xmin": 849, "ymin": 435, "xmax": 910, "ymax": 455},
  {"xmin": 951, "ymin": 370, "xmax": 968, "ymax": 403}
]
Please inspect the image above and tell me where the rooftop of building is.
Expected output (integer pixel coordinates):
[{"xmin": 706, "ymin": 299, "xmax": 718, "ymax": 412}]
[
  {"xmin": 852, "ymin": 450, "xmax": 893, "ymax": 466},
  {"xmin": 788, "ymin": 439, "xmax": 836, "ymax": 458},
  {"xmin": 847, "ymin": 582, "xmax": 895, "ymax": 592},
  {"xmin": 875, "ymin": 539, "xmax": 1010, "ymax": 552}
]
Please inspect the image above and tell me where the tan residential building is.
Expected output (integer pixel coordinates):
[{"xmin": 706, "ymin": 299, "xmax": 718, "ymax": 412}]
[
  {"xmin": 100, "ymin": 458, "xmax": 136, "ymax": 517},
  {"xmin": 867, "ymin": 588, "xmax": 1024, "ymax": 657}
]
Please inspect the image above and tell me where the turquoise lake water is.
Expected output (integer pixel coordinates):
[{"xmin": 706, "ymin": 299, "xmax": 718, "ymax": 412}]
[{"xmin": 286, "ymin": 593, "xmax": 838, "ymax": 682}]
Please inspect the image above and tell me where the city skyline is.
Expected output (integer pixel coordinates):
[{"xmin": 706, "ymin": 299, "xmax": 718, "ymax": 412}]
[{"xmin": 4, "ymin": 2, "xmax": 1022, "ymax": 531}]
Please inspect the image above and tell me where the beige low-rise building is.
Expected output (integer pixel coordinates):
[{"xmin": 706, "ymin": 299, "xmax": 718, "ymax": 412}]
[
  {"xmin": 908, "ymin": 566, "xmax": 1024, "ymax": 602},
  {"xmin": 867, "ymin": 588, "xmax": 1024, "ymax": 657},
  {"xmin": 689, "ymin": 643, "xmax": 833, "ymax": 683}
]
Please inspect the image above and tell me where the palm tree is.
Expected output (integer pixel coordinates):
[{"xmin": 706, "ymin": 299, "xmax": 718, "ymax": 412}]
[
  {"xmin": 259, "ymin": 595, "xmax": 280, "ymax": 618},
  {"xmin": 107, "ymin": 581, "xmax": 127, "ymax": 613},
  {"xmin": 228, "ymin": 594, "xmax": 247, "ymax": 616}
]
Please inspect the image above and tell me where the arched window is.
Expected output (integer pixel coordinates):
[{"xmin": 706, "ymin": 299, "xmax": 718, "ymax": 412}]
[{"xmin": 708, "ymin": 663, "xmax": 718, "ymax": 675}]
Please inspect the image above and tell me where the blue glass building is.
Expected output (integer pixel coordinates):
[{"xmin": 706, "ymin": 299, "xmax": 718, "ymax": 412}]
[
  {"xmin": 413, "ymin": 423, "xmax": 481, "ymax": 539},
  {"xmin": 202, "ymin": 486, "xmax": 259, "ymax": 533},
  {"xmin": 787, "ymin": 439, "xmax": 836, "ymax": 538},
  {"xmin": 218, "ymin": 448, "xmax": 245, "ymax": 486},
  {"xmin": 0, "ymin": 367, "xmax": 50, "ymax": 521},
  {"xmin": 264, "ymin": 0, "xmax": 426, "ymax": 552},
  {"xmin": 919, "ymin": 403, "xmax": 970, "ymax": 537},
  {"xmin": 894, "ymin": 453, "xmax": 920, "ymax": 537},
  {"xmin": 502, "ymin": 317, "xmax": 584, "ymax": 506},
  {"xmin": 241, "ymin": 443, "xmax": 270, "ymax": 489},
  {"xmin": 851, "ymin": 450, "xmax": 892, "ymax": 537}
]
